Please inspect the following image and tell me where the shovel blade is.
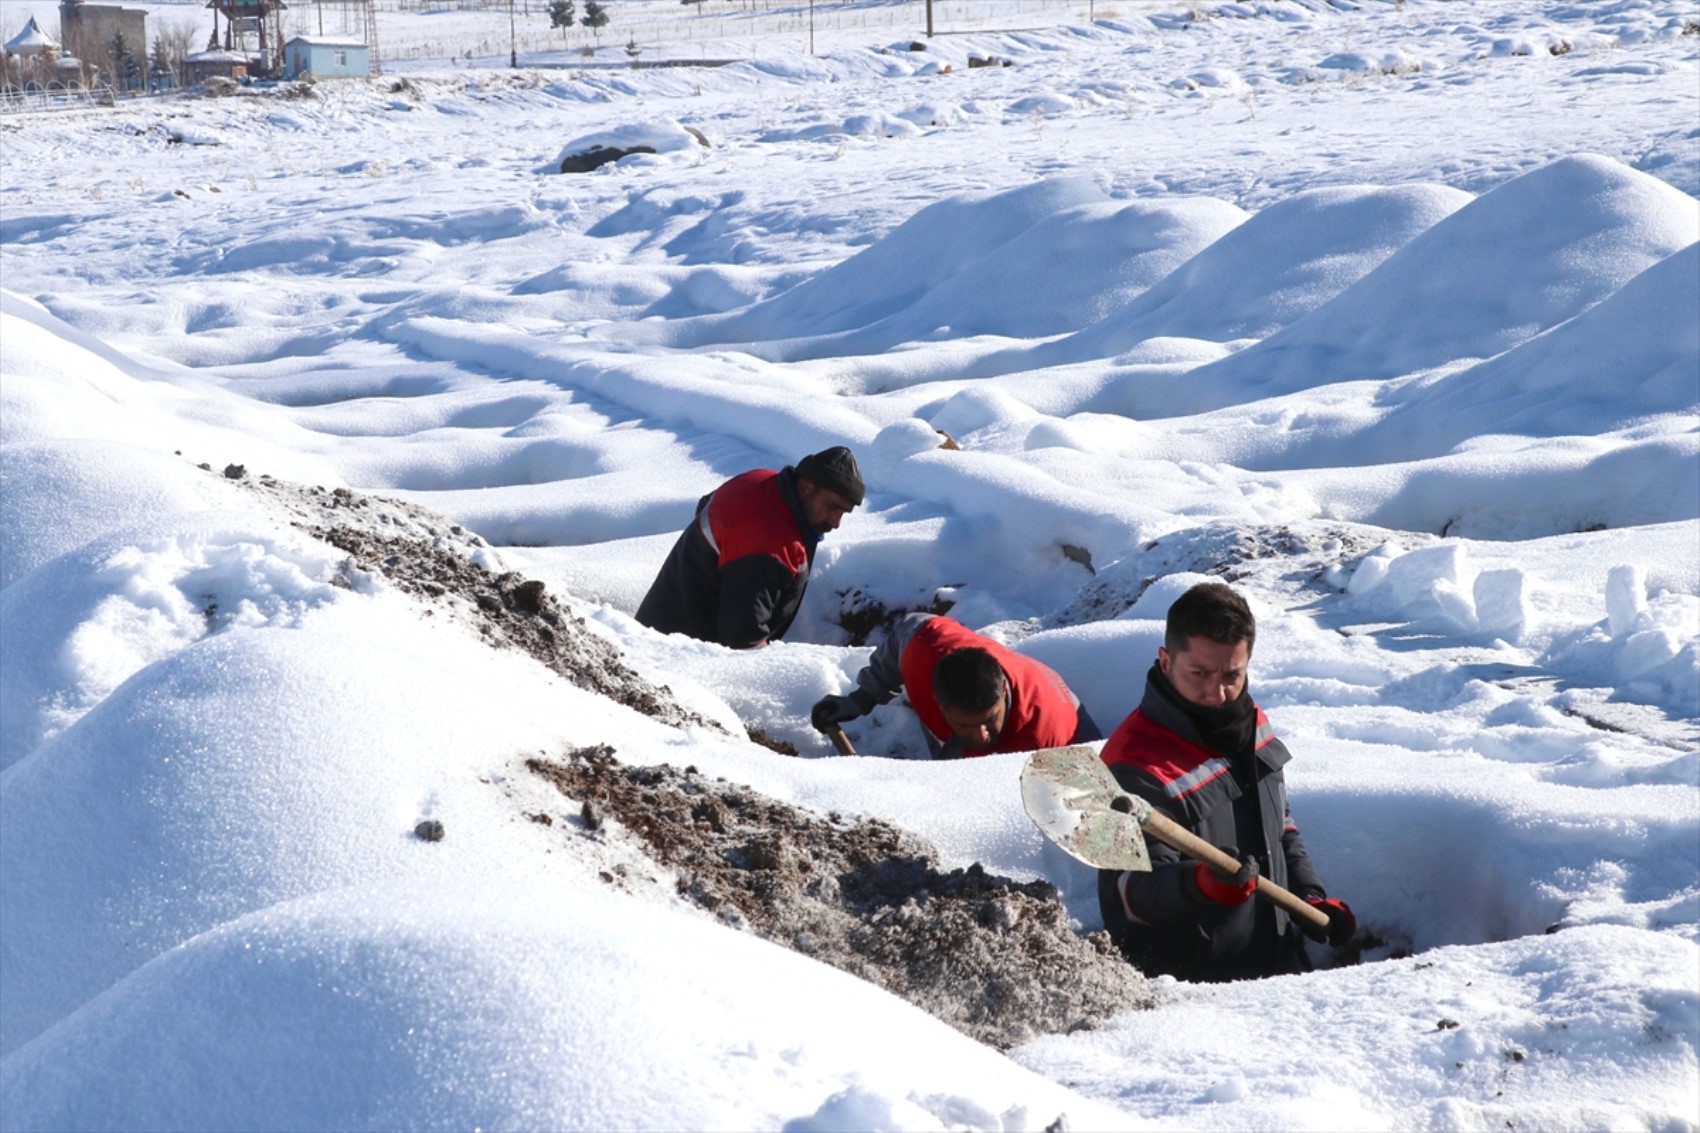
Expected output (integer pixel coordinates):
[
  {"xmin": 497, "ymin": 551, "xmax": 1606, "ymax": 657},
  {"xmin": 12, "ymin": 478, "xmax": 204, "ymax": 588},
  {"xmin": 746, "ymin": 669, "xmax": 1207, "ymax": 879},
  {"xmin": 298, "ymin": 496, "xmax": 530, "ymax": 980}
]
[{"xmin": 1020, "ymin": 745, "xmax": 1152, "ymax": 873}]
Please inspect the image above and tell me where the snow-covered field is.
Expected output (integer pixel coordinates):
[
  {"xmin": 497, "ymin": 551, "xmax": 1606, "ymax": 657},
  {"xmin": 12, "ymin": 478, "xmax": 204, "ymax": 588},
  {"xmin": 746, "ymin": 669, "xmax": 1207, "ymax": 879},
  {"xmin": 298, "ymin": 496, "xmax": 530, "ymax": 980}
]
[{"xmin": 2, "ymin": 0, "xmax": 1697, "ymax": 1129}]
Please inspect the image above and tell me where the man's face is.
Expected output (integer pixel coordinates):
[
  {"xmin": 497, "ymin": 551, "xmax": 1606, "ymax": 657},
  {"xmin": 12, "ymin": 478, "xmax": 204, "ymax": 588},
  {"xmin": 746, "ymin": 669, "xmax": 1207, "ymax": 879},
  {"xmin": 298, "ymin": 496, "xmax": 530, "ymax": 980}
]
[
  {"xmin": 1158, "ymin": 635, "xmax": 1251, "ymax": 708},
  {"xmin": 939, "ymin": 693, "xmax": 1008, "ymax": 749},
  {"xmin": 798, "ymin": 481, "xmax": 857, "ymax": 533}
]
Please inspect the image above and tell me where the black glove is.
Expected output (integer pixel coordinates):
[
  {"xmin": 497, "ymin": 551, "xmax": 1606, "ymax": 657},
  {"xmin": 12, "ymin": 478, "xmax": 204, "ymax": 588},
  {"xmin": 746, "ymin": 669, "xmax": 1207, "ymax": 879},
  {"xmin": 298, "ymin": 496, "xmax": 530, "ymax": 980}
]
[
  {"xmin": 810, "ymin": 693, "xmax": 866, "ymax": 733},
  {"xmin": 1192, "ymin": 846, "xmax": 1259, "ymax": 905},
  {"xmin": 1303, "ymin": 896, "xmax": 1356, "ymax": 947}
]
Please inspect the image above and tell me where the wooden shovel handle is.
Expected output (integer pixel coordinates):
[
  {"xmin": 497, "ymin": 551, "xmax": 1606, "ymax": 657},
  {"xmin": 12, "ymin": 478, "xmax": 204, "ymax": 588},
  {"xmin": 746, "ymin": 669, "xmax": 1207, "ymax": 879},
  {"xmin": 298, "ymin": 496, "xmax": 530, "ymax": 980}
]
[
  {"xmin": 825, "ymin": 724, "xmax": 856, "ymax": 756},
  {"xmin": 1141, "ymin": 808, "xmax": 1330, "ymax": 929}
]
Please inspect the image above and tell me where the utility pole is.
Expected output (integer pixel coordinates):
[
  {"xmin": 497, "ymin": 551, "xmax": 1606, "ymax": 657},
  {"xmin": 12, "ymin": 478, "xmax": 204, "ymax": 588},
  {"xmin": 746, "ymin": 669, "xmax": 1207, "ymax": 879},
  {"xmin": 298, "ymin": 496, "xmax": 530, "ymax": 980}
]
[
  {"xmin": 808, "ymin": 0, "xmax": 814, "ymax": 54},
  {"xmin": 509, "ymin": 0, "xmax": 518, "ymax": 68},
  {"xmin": 925, "ymin": 0, "xmax": 934, "ymax": 39}
]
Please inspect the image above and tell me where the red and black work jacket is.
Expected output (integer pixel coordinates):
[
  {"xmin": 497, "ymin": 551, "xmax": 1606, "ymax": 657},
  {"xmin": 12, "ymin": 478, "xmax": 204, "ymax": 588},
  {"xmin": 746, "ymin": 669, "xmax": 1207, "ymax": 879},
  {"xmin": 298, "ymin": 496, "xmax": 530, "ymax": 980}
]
[
  {"xmin": 634, "ymin": 467, "xmax": 818, "ymax": 648},
  {"xmin": 1095, "ymin": 667, "xmax": 1326, "ymax": 982},
  {"xmin": 898, "ymin": 616, "xmax": 1083, "ymax": 758}
]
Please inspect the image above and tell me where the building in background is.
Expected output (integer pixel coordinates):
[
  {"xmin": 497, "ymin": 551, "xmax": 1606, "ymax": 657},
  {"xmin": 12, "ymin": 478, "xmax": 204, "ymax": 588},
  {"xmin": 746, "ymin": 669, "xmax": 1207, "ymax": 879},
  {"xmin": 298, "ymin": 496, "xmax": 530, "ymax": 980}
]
[
  {"xmin": 3, "ymin": 15, "xmax": 60, "ymax": 82},
  {"xmin": 4, "ymin": 15, "xmax": 60, "ymax": 60},
  {"xmin": 283, "ymin": 35, "xmax": 368, "ymax": 80},
  {"xmin": 296, "ymin": 1, "xmax": 380, "ymax": 75},
  {"xmin": 182, "ymin": 48, "xmax": 249, "ymax": 85},
  {"xmin": 57, "ymin": 1, "xmax": 147, "ymax": 88}
]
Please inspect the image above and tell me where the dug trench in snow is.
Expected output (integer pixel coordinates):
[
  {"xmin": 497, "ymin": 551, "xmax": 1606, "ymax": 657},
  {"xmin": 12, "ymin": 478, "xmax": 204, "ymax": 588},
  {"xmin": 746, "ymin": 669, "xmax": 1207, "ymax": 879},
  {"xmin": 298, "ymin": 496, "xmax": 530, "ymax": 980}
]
[
  {"xmin": 529, "ymin": 745, "xmax": 1157, "ymax": 1050},
  {"xmin": 225, "ymin": 465, "xmax": 1156, "ymax": 1043}
]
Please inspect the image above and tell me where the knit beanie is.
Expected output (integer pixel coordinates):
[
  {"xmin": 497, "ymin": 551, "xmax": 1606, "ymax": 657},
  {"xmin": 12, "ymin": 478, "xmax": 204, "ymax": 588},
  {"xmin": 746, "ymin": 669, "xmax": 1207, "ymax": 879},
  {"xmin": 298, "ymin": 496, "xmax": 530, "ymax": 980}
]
[{"xmin": 796, "ymin": 446, "xmax": 865, "ymax": 506}]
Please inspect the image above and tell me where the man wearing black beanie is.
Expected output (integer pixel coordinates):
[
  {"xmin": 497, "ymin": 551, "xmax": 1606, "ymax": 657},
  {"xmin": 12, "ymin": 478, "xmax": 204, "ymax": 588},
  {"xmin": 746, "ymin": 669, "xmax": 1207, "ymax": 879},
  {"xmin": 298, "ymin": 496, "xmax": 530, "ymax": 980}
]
[{"xmin": 635, "ymin": 446, "xmax": 864, "ymax": 649}]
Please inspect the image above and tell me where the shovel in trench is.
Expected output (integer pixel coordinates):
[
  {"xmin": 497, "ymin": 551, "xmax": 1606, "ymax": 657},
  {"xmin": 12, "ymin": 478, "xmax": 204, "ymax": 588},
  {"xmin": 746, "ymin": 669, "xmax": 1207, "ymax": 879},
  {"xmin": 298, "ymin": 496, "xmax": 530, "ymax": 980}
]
[
  {"xmin": 823, "ymin": 723, "xmax": 856, "ymax": 756},
  {"xmin": 1019, "ymin": 744, "xmax": 1329, "ymax": 931}
]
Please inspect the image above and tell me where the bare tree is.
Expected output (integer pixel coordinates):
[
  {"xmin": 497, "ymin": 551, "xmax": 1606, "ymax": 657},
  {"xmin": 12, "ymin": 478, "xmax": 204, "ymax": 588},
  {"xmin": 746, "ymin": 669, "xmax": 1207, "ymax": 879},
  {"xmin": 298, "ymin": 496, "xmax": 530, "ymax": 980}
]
[
  {"xmin": 75, "ymin": 34, "xmax": 115, "ymax": 89},
  {"xmin": 158, "ymin": 17, "xmax": 200, "ymax": 86}
]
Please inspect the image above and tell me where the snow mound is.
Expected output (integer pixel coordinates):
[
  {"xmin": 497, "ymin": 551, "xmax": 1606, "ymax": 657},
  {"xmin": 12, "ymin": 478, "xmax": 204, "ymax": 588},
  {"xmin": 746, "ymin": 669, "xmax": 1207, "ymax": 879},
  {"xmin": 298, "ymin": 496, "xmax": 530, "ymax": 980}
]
[
  {"xmin": 1181, "ymin": 153, "xmax": 1700, "ymax": 410},
  {"xmin": 1018, "ymin": 926, "xmax": 1700, "ymax": 1131},
  {"xmin": 551, "ymin": 119, "xmax": 708, "ymax": 173},
  {"xmin": 0, "ymin": 598, "xmax": 607, "ymax": 1056},
  {"xmin": 0, "ymin": 440, "xmax": 241, "ymax": 591},
  {"xmin": 1371, "ymin": 240, "xmax": 1700, "ymax": 450},
  {"xmin": 758, "ymin": 111, "xmax": 922, "ymax": 143},
  {"xmin": 0, "ymin": 880, "xmax": 1132, "ymax": 1132},
  {"xmin": 0, "ymin": 296, "xmax": 335, "ymax": 588},
  {"xmin": 630, "ymin": 177, "xmax": 1246, "ymax": 358},
  {"xmin": 0, "ymin": 516, "xmax": 352, "ymax": 773},
  {"xmin": 1316, "ymin": 50, "xmax": 1422, "ymax": 76},
  {"xmin": 1041, "ymin": 181, "xmax": 1473, "ymax": 361}
]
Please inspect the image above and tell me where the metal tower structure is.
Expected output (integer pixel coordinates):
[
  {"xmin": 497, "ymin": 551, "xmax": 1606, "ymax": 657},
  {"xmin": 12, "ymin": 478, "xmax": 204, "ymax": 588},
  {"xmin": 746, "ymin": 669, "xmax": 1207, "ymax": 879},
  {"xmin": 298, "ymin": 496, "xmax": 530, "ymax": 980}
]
[{"xmin": 206, "ymin": 0, "xmax": 287, "ymax": 76}]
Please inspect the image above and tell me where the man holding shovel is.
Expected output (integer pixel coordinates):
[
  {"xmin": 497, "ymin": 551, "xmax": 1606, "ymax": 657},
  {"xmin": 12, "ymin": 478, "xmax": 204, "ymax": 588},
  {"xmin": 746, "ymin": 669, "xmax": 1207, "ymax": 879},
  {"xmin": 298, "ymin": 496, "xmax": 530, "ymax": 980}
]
[
  {"xmin": 1097, "ymin": 582, "xmax": 1354, "ymax": 981},
  {"xmin": 810, "ymin": 612, "xmax": 1102, "ymax": 759}
]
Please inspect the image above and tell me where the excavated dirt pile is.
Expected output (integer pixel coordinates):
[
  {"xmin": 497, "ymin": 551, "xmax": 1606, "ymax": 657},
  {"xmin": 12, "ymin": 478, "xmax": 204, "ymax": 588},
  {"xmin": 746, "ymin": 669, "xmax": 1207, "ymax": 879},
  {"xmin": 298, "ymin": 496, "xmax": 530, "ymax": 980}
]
[
  {"xmin": 317, "ymin": 521, "xmax": 711, "ymax": 727},
  {"xmin": 222, "ymin": 467, "xmax": 717, "ymax": 732},
  {"xmin": 530, "ymin": 744, "xmax": 1156, "ymax": 1050}
]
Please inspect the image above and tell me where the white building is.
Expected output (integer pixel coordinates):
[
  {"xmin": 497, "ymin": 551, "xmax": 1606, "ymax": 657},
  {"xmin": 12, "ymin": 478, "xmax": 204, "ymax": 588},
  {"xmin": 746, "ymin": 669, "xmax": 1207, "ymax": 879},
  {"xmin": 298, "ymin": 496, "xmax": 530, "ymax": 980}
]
[{"xmin": 283, "ymin": 36, "xmax": 369, "ymax": 80}]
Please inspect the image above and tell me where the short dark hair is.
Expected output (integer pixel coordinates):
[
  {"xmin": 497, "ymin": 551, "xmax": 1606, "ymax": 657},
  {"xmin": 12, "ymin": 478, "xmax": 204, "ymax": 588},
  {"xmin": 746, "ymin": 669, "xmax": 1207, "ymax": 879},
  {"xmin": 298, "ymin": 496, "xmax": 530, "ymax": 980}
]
[
  {"xmin": 932, "ymin": 647, "xmax": 1005, "ymax": 713},
  {"xmin": 1164, "ymin": 582, "xmax": 1256, "ymax": 655}
]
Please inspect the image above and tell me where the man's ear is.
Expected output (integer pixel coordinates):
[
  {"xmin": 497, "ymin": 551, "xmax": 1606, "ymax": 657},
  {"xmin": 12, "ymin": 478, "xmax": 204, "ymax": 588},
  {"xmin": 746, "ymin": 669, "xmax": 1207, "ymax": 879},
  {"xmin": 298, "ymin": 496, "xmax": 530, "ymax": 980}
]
[{"xmin": 1157, "ymin": 646, "xmax": 1172, "ymax": 677}]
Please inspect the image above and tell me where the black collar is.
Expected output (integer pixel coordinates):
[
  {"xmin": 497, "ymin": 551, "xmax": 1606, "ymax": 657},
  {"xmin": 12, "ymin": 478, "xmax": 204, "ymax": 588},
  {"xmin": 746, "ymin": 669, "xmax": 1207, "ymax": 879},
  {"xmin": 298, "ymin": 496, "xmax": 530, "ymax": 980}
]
[{"xmin": 1144, "ymin": 664, "xmax": 1259, "ymax": 759}]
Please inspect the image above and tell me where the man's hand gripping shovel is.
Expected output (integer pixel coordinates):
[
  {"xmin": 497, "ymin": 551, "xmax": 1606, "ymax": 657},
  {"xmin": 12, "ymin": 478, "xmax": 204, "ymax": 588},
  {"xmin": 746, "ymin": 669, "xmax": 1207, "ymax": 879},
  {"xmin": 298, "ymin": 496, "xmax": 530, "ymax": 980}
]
[
  {"xmin": 1020, "ymin": 745, "xmax": 1329, "ymax": 931},
  {"xmin": 824, "ymin": 724, "xmax": 856, "ymax": 756}
]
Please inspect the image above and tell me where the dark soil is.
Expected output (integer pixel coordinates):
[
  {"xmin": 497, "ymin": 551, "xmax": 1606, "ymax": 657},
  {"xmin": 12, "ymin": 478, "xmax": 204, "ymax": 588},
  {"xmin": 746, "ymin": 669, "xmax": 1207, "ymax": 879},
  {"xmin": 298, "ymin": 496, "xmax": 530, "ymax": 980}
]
[
  {"xmin": 219, "ymin": 468, "xmax": 716, "ymax": 731},
  {"xmin": 744, "ymin": 726, "xmax": 800, "ymax": 756},
  {"xmin": 530, "ymin": 745, "xmax": 1155, "ymax": 1050},
  {"xmin": 832, "ymin": 586, "xmax": 958, "ymax": 646},
  {"xmin": 317, "ymin": 523, "xmax": 713, "ymax": 729}
]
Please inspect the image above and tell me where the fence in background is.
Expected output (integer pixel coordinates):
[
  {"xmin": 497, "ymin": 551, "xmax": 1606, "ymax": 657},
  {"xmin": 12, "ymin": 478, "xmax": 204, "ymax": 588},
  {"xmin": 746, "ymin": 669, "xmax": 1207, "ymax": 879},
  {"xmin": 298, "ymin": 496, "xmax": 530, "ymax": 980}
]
[
  {"xmin": 374, "ymin": 0, "xmax": 1131, "ymax": 64},
  {"xmin": 2, "ymin": 0, "xmax": 1164, "ymax": 102},
  {"xmin": 0, "ymin": 84, "xmax": 122, "ymax": 113}
]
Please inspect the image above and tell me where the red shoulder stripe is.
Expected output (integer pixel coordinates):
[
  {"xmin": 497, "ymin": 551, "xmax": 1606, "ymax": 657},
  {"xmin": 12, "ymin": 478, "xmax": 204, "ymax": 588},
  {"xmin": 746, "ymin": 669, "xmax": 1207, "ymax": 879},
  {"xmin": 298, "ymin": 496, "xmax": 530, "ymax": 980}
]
[{"xmin": 1101, "ymin": 709, "xmax": 1230, "ymax": 800}]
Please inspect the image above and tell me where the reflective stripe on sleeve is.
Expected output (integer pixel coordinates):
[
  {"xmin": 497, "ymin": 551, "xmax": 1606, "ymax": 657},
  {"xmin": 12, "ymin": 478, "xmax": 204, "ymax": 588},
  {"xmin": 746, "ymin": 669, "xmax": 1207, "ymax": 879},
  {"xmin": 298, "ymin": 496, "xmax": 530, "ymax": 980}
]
[
  {"xmin": 1164, "ymin": 756, "xmax": 1231, "ymax": 799},
  {"xmin": 1116, "ymin": 871, "xmax": 1150, "ymax": 925},
  {"xmin": 696, "ymin": 506, "xmax": 720, "ymax": 555}
]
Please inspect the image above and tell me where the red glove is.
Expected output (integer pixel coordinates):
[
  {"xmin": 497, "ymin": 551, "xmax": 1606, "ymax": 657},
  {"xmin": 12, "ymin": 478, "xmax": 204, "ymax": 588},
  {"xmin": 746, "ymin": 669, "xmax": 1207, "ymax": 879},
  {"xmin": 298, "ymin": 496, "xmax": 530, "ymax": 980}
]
[
  {"xmin": 1192, "ymin": 848, "xmax": 1258, "ymax": 905},
  {"xmin": 1304, "ymin": 897, "xmax": 1356, "ymax": 946}
]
